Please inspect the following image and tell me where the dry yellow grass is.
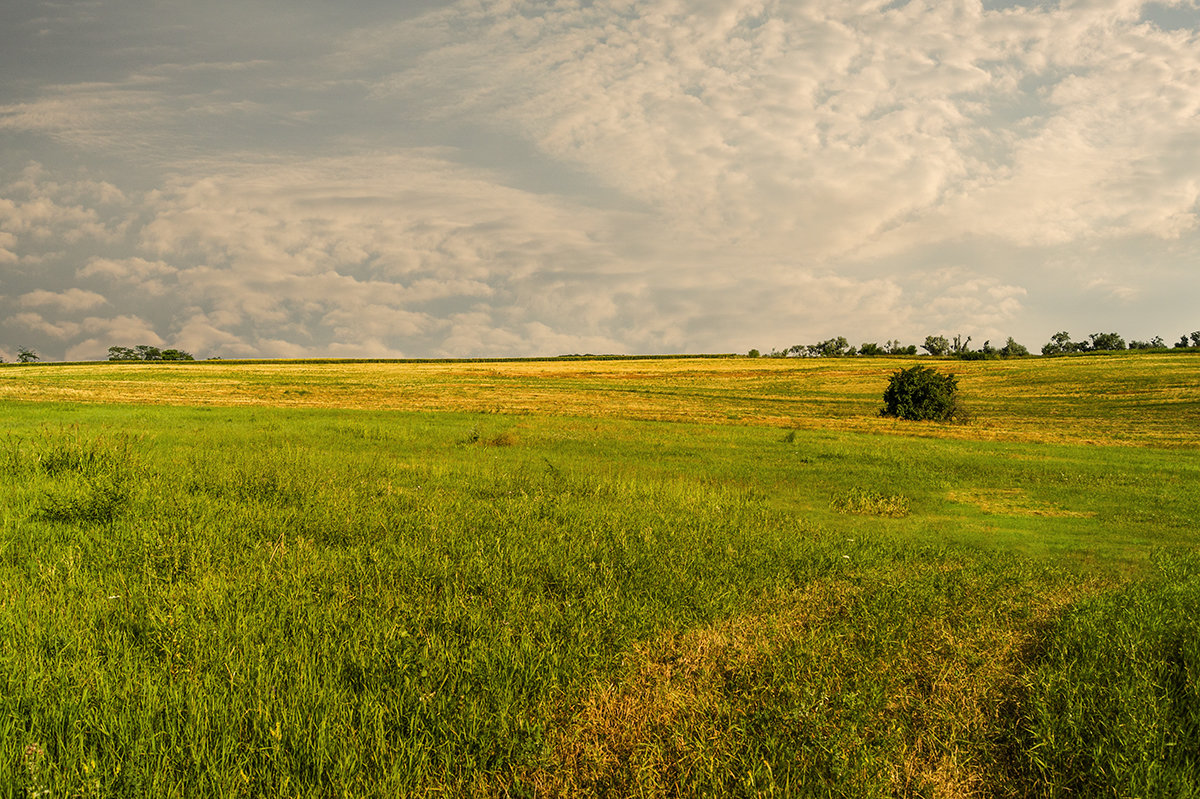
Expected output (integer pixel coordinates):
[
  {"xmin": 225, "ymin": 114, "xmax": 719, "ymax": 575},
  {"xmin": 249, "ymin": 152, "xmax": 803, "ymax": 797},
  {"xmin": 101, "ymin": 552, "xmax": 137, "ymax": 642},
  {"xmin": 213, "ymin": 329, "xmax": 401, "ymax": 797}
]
[
  {"xmin": 946, "ymin": 489, "xmax": 1096, "ymax": 519},
  {"xmin": 522, "ymin": 581, "xmax": 862, "ymax": 797},
  {"xmin": 510, "ymin": 573, "xmax": 1096, "ymax": 799}
]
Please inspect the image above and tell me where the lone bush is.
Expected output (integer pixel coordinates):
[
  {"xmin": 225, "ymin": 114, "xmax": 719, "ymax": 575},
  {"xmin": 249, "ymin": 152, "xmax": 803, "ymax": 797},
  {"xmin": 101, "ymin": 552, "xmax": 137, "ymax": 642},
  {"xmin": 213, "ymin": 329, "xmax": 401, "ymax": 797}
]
[{"xmin": 881, "ymin": 365, "xmax": 961, "ymax": 422}]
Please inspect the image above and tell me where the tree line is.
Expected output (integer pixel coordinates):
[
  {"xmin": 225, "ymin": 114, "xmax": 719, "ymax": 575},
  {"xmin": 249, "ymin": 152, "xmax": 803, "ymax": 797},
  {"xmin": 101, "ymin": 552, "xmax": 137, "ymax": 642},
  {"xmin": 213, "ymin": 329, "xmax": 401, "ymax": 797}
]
[
  {"xmin": 1, "ymin": 344, "xmax": 199, "ymax": 363},
  {"xmin": 107, "ymin": 345, "xmax": 195, "ymax": 361},
  {"xmin": 758, "ymin": 334, "xmax": 1029, "ymax": 359},
  {"xmin": 757, "ymin": 329, "xmax": 1200, "ymax": 359},
  {"xmin": 1041, "ymin": 330, "xmax": 1200, "ymax": 355}
]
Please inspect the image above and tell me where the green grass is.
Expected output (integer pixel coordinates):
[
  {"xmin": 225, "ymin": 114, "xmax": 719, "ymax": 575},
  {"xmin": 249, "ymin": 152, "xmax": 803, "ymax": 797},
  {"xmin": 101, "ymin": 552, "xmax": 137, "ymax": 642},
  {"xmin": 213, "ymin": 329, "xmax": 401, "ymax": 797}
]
[{"xmin": 1, "ymin": 353, "xmax": 1199, "ymax": 796}]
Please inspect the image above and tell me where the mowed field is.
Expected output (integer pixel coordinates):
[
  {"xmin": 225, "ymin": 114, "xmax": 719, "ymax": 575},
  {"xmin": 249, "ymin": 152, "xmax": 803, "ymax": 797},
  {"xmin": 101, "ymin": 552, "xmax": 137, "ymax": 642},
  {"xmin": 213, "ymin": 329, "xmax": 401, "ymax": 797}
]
[
  {"xmin": 1, "ymin": 353, "xmax": 1199, "ymax": 797},
  {"xmin": 5, "ymin": 352, "xmax": 1200, "ymax": 445}
]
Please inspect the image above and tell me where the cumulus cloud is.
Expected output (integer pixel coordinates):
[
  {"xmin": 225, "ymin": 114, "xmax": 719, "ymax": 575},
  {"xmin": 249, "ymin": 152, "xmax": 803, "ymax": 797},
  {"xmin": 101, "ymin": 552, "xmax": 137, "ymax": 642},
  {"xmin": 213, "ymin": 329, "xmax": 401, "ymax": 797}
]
[
  {"xmin": 0, "ymin": 164, "xmax": 133, "ymax": 249},
  {"xmin": 20, "ymin": 288, "xmax": 108, "ymax": 311},
  {"xmin": 0, "ymin": 231, "xmax": 16, "ymax": 263},
  {"xmin": 125, "ymin": 153, "xmax": 641, "ymax": 355},
  {"xmin": 63, "ymin": 315, "xmax": 166, "ymax": 361},
  {"xmin": 9, "ymin": 311, "xmax": 82, "ymax": 340}
]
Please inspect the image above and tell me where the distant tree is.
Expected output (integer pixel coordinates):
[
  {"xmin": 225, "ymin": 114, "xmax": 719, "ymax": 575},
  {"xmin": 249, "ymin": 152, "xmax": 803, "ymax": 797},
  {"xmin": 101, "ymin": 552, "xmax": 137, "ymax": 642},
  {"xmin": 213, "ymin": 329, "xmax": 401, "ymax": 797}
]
[
  {"xmin": 950, "ymin": 334, "xmax": 973, "ymax": 356},
  {"xmin": 884, "ymin": 340, "xmax": 918, "ymax": 355},
  {"xmin": 859, "ymin": 342, "xmax": 883, "ymax": 357},
  {"xmin": 160, "ymin": 349, "xmax": 194, "ymax": 361},
  {"xmin": 814, "ymin": 336, "xmax": 850, "ymax": 357},
  {"xmin": 1129, "ymin": 339, "xmax": 1151, "ymax": 350},
  {"xmin": 999, "ymin": 337, "xmax": 1029, "ymax": 357},
  {"xmin": 1191, "ymin": 331, "xmax": 1200, "ymax": 347},
  {"xmin": 108, "ymin": 346, "xmax": 139, "ymax": 361},
  {"xmin": 1151, "ymin": 335, "xmax": 1165, "ymax": 348},
  {"xmin": 1042, "ymin": 331, "xmax": 1078, "ymax": 356},
  {"xmin": 135, "ymin": 345, "xmax": 163, "ymax": 361},
  {"xmin": 1177, "ymin": 335, "xmax": 1192, "ymax": 349},
  {"xmin": 747, "ymin": 349, "xmax": 760, "ymax": 358},
  {"xmin": 981, "ymin": 340, "xmax": 997, "ymax": 357},
  {"xmin": 1088, "ymin": 332, "xmax": 1126, "ymax": 351},
  {"xmin": 881, "ymin": 365, "xmax": 962, "ymax": 422},
  {"xmin": 922, "ymin": 335, "xmax": 950, "ymax": 356},
  {"xmin": 16, "ymin": 347, "xmax": 39, "ymax": 364}
]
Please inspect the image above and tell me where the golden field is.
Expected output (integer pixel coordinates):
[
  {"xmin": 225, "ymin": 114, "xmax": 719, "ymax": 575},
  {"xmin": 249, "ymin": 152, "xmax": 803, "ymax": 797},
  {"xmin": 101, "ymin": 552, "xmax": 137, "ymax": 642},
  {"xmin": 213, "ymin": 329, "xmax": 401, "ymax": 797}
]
[{"xmin": 3, "ymin": 352, "xmax": 1198, "ymax": 446}]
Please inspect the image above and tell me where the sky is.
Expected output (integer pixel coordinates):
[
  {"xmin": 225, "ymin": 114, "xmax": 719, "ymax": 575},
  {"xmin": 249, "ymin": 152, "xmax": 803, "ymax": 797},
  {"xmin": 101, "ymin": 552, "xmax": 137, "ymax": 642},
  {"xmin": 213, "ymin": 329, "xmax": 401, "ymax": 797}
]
[{"xmin": 2, "ymin": 0, "xmax": 1199, "ymax": 361}]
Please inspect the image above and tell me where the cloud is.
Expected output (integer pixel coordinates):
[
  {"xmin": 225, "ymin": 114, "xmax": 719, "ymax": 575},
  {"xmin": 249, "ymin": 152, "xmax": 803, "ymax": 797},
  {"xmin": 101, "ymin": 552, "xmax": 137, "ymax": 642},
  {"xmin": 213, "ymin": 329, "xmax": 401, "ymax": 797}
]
[
  {"xmin": 0, "ymin": 231, "xmax": 16, "ymax": 263},
  {"xmin": 3, "ymin": 0, "xmax": 1200, "ymax": 360},
  {"xmin": 20, "ymin": 288, "xmax": 108, "ymax": 311},
  {"xmin": 920, "ymin": 273, "xmax": 1029, "ymax": 331},
  {"xmin": 352, "ymin": 0, "xmax": 1200, "ymax": 263},
  {"xmin": 9, "ymin": 311, "xmax": 82, "ymax": 340},
  {"xmin": 0, "ymin": 164, "xmax": 133, "ymax": 250},
  {"xmin": 64, "ymin": 315, "xmax": 165, "ymax": 361},
  {"xmin": 77, "ymin": 256, "xmax": 175, "ymax": 280},
  {"xmin": 172, "ymin": 312, "xmax": 255, "ymax": 357},
  {"xmin": 0, "ymin": 78, "xmax": 170, "ymax": 153},
  {"xmin": 124, "ymin": 152, "xmax": 641, "ymax": 354}
]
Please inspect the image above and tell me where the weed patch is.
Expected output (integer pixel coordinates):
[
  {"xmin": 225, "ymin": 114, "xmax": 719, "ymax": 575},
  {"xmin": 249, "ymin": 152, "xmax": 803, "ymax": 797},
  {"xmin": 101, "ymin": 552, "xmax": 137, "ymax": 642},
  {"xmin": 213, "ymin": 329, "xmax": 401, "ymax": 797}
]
[
  {"xmin": 831, "ymin": 487, "xmax": 911, "ymax": 517},
  {"xmin": 37, "ymin": 480, "xmax": 130, "ymax": 525}
]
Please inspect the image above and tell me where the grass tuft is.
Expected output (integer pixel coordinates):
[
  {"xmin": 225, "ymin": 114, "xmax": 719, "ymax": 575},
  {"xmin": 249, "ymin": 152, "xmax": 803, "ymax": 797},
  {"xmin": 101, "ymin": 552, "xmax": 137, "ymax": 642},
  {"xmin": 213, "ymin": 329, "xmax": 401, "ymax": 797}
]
[{"xmin": 831, "ymin": 487, "xmax": 911, "ymax": 518}]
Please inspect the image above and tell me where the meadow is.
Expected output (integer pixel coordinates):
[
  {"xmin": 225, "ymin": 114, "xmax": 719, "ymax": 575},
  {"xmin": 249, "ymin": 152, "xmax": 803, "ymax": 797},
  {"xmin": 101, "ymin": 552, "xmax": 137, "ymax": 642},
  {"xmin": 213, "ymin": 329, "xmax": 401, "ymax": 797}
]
[{"xmin": 1, "ymin": 353, "xmax": 1198, "ymax": 797}]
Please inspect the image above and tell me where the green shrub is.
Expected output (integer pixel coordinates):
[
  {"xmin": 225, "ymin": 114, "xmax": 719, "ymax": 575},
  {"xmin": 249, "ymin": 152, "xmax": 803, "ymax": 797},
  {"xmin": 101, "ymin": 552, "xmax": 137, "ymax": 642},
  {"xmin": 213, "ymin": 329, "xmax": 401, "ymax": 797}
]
[{"xmin": 880, "ymin": 365, "xmax": 961, "ymax": 422}]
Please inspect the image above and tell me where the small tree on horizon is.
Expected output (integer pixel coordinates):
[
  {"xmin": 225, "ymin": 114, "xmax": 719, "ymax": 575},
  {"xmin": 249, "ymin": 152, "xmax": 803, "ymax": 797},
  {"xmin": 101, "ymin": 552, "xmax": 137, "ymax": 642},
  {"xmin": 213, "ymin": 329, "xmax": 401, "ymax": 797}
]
[
  {"xmin": 859, "ymin": 342, "xmax": 883, "ymax": 356},
  {"xmin": 999, "ymin": 337, "xmax": 1029, "ymax": 357},
  {"xmin": 16, "ymin": 347, "xmax": 39, "ymax": 364},
  {"xmin": 922, "ymin": 335, "xmax": 950, "ymax": 356},
  {"xmin": 1088, "ymin": 332, "xmax": 1126, "ymax": 351},
  {"xmin": 813, "ymin": 336, "xmax": 851, "ymax": 357},
  {"xmin": 108, "ymin": 346, "xmax": 139, "ymax": 361},
  {"xmin": 1042, "ymin": 331, "xmax": 1079, "ymax": 355}
]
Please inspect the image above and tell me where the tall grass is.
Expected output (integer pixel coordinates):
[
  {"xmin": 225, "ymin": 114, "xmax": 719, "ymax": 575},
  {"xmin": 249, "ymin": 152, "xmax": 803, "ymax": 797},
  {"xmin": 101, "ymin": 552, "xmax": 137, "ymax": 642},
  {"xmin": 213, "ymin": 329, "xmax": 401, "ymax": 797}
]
[
  {"xmin": 0, "ymin": 407, "xmax": 1197, "ymax": 796},
  {"xmin": 1004, "ymin": 549, "xmax": 1200, "ymax": 797}
]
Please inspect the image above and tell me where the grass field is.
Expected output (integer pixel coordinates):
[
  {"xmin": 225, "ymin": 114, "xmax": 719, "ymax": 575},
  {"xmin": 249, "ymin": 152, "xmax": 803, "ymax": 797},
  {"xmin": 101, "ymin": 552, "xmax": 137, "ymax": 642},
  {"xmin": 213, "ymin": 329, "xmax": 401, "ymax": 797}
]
[{"xmin": 2, "ymin": 353, "xmax": 1199, "ymax": 796}]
